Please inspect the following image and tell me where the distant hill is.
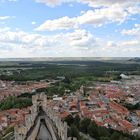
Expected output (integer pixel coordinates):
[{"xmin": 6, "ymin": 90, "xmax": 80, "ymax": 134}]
[
  {"xmin": 0, "ymin": 57, "xmax": 132, "ymax": 62},
  {"xmin": 128, "ymin": 57, "xmax": 140, "ymax": 62}
]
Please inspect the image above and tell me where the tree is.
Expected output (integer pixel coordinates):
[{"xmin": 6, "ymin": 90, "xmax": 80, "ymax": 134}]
[
  {"xmin": 69, "ymin": 124, "xmax": 80, "ymax": 139},
  {"xmin": 100, "ymin": 137, "xmax": 110, "ymax": 140},
  {"xmin": 119, "ymin": 137, "xmax": 131, "ymax": 140},
  {"xmin": 63, "ymin": 76, "xmax": 71, "ymax": 84},
  {"xmin": 87, "ymin": 121, "xmax": 98, "ymax": 138},
  {"xmin": 79, "ymin": 118, "xmax": 91, "ymax": 134},
  {"xmin": 98, "ymin": 126, "xmax": 110, "ymax": 138},
  {"xmin": 110, "ymin": 132, "xmax": 120, "ymax": 140},
  {"xmin": 74, "ymin": 115, "xmax": 80, "ymax": 129},
  {"xmin": 64, "ymin": 115, "xmax": 74, "ymax": 126},
  {"xmin": 0, "ymin": 96, "xmax": 32, "ymax": 111}
]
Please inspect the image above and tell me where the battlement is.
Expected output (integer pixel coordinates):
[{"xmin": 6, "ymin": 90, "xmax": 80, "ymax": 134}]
[{"xmin": 14, "ymin": 93, "xmax": 77, "ymax": 140}]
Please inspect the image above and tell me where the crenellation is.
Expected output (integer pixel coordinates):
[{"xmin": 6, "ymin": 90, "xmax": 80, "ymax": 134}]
[
  {"xmin": 14, "ymin": 93, "xmax": 76, "ymax": 140},
  {"xmin": 45, "ymin": 101, "xmax": 76, "ymax": 140}
]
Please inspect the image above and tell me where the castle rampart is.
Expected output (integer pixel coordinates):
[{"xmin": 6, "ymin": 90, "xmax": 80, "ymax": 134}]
[{"xmin": 14, "ymin": 93, "xmax": 77, "ymax": 140}]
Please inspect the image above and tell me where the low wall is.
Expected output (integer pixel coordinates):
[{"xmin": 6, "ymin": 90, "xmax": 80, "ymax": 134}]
[
  {"xmin": 27, "ymin": 117, "xmax": 40, "ymax": 140},
  {"xmin": 44, "ymin": 117, "xmax": 57, "ymax": 140}
]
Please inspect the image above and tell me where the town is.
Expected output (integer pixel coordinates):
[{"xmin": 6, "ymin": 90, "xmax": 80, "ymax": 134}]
[
  {"xmin": 0, "ymin": 80, "xmax": 49, "ymax": 101},
  {"xmin": 0, "ymin": 72, "xmax": 140, "ymax": 140}
]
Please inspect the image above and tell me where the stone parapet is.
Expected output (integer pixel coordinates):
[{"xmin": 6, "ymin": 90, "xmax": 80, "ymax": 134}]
[{"xmin": 14, "ymin": 93, "xmax": 77, "ymax": 140}]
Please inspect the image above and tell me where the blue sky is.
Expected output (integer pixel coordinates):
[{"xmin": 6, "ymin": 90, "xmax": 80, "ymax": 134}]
[{"xmin": 0, "ymin": 0, "xmax": 140, "ymax": 58}]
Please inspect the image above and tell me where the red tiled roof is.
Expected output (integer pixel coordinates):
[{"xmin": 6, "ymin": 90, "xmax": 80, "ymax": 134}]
[
  {"xmin": 119, "ymin": 120, "xmax": 134, "ymax": 131},
  {"xmin": 109, "ymin": 101, "xmax": 129, "ymax": 115},
  {"xmin": 98, "ymin": 101, "xmax": 105, "ymax": 107}
]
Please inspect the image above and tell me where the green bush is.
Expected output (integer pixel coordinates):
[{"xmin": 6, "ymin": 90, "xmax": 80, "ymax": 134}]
[{"xmin": 0, "ymin": 96, "xmax": 32, "ymax": 111}]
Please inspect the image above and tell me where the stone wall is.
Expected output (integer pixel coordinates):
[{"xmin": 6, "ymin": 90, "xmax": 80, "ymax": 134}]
[
  {"xmin": 14, "ymin": 94, "xmax": 42, "ymax": 140},
  {"xmin": 45, "ymin": 105, "xmax": 77, "ymax": 140},
  {"xmin": 45, "ymin": 108, "xmax": 68, "ymax": 140},
  {"xmin": 14, "ymin": 93, "xmax": 77, "ymax": 140},
  {"xmin": 14, "ymin": 105, "xmax": 38, "ymax": 140},
  {"xmin": 44, "ymin": 117, "xmax": 57, "ymax": 140},
  {"xmin": 26, "ymin": 117, "xmax": 40, "ymax": 140}
]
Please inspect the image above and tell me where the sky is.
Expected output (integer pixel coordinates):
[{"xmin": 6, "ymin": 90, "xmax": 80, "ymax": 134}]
[{"xmin": 0, "ymin": 0, "xmax": 140, "ymax": 58}]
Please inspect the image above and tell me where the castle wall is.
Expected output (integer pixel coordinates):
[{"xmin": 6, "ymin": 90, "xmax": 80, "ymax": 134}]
[
  {"xmin": 44, "ymin": 117, "xmax": 57, "ymax": 140},
  {"xmin": 26, "ymin": 117, "xmax": 40, "ymax": 140},
  {"xmin": 45, "ymin": 106, "xmax": 77, "ymax": 140},
  {"xmin": 14, "ymin": 93, "xmax": 76, "ymax": 140},
  {"xmin": 14, "ymin": 106, "xmax": 38, "ymax": 140}
]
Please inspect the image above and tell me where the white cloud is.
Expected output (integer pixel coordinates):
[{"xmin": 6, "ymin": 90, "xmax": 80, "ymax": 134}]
[
  {"xmin": 1, "ymin": 27, "xmax": 140, "ymax": 57},
  {"xmin": 36, "ymin": 16, "xmax": 77, "ymax": 31},
  {"xmin": 0, "ymin": 16, "xmax": 10, "ymax": 20},
  {"xmin": 36, "ymin": 5, "xmax": 129, "ymax": 31},
  {"xmin": 120, "ymin": 24, "xmax": 140, "ymax": 55},
  {"xmin": 107, "ymin": 38, "xmax": 140, "ymax": 48},
  {"xmin": 81, "ymin": 0, "xmax": 140, "ymax": 8},
  {"xmin": 127, "ymin": 6, "xmax": 140, "ymax": 14},
  {"xmin": 35, "ymin": 0, "xmax": 140, "ymax": 8},
  {"xmin": 103, "ymin": 40, "xmax": 140, "ymax": 57},
  {"xmin": 35, "ymin": 0, "xmax": 75, "ymax": 7},
  {"xmin": 121, "ymin": 24, "xmax": 140, "ymax": 36},
  {"xmin": 0, "ymin": 27, "xmax": 11, "ymax": 32},
  {"xmin": 107, "ymin": 41, "xmax": 117, "ymax": 48},
  {"xmin": 31, "ymin": 21, "xmax": 36, "ymax": 25},
  {"xmin": 121, "ymin": 40, "xmax": 139, "ymax": 46},
  {"xmin": 77, "ymin": 6, "xmax": 128, "ymax": 25},
  {"xmin": 65, "ymin": 29, "xmax": 95, "ymax": 47},
  {"xmin": 0, "ymin": 28, "xmax": 101, "ymax": 57},
  {"xmin": 36, "ymin": 0, "xmax": 140, "ymax": 31}
]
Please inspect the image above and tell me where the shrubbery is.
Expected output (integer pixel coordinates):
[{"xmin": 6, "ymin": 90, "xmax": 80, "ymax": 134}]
[
  {"xmin": 65, "ymin": 115, "xmax": 140, "ymax": 140},
  {"xmin": 0, "ymin": 96, "xmax": 32, "ymax": 111}
]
